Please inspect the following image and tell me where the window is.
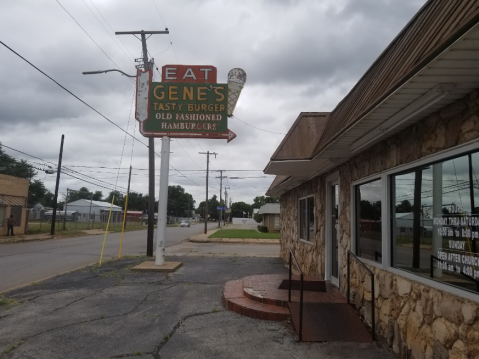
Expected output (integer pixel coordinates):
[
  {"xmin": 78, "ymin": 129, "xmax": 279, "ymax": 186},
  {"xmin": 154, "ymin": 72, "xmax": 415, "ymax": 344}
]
[
  {"xmin": 391, "ymin": 151, "xmax": 479, "ymax": 293},
  {"xmin": 274, "ymin": 215, "xmax": 280, "ymax": 231},
  {"xmin": 10, "ymin": 206, "xmax": 22, "ymax": 226},
  {"xmin": 0, "ymin": 206, "xmax": 5, "ymax": 227},
  {"xmin": 299, "ymin": 196, "xmax": 314, "ymax": 241},
  {"xmin": 355, "ymin": 179, "xmax": 382, "ymax": 263}
]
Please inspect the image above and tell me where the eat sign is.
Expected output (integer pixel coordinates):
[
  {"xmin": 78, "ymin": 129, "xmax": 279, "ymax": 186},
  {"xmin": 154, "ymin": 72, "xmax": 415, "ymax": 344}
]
[{"xmin": 161, "ymin": 65, "xmax": 217, "ymax": 83}]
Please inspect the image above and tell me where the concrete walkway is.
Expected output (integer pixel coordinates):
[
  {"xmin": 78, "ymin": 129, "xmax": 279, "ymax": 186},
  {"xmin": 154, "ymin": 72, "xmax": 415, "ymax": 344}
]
[{"xmin": 0, "ymin": 256, "xmax": 396, "ymax": 359}]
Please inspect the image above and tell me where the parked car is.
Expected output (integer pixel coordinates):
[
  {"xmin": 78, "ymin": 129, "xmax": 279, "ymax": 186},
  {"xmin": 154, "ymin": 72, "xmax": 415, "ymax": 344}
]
[{"xmin": 180, "ymin": 221, "xmax": 190, "ymax": 227}]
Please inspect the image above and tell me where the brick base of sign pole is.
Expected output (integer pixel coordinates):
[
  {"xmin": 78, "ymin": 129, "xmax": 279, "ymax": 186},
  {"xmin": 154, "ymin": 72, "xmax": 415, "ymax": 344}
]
[{"xmin": 131, "ymin": 261, "xmax": 182, "ymax": 273}]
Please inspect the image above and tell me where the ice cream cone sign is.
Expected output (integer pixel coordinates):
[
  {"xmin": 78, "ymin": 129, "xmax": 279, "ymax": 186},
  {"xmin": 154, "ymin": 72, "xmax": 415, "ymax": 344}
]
[{"xmin": 227, "ymin": 68, "xmax": 247, "ymax": 117}]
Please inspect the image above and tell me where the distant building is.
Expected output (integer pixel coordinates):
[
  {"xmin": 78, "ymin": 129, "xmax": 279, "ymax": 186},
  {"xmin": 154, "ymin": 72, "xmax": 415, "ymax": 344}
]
[
  {"xmin": 0, "ymin": 174, "xmax": 29, "ymax": 235},
  {"xmin": 66, "ymin": 199, "xmax": 122, "ymax": 222},
  {"xmin": 258, "ymin": 203, "xmax": 281, "ymax": 232}
]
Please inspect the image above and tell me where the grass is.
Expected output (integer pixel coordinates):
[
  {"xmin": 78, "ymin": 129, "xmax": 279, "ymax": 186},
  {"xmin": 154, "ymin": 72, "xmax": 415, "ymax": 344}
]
[
  {"xmin": 208, "ymin": 229, "xmax": 280, "ymax": 239},
  {"xmin": 0, "ymin": 297, "xmax": 16, "ymax": 307}
]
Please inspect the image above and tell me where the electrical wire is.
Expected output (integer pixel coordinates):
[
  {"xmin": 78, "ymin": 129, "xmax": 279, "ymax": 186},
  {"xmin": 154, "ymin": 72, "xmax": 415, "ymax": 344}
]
[
  {"xmin": 55, "ymin": 0, "xmax": 134, "ymax": 84},
  {"xmin": 150, "ymin": 0, "xmax": 179, "ymax": 63},
  {"xmin": 232, "ymin": 115, "xmax": 286, "ymax": 135},
  {"xmin": 88, "ymin": 0, "xmax": 136, "ymax": 59},
  {"xmin": 0, "ymin": 41, "xmax": 146, "ymax": 148},
  {"xmin": 81, "ymin": 0, "xmax": 135, "ymax": 65}
]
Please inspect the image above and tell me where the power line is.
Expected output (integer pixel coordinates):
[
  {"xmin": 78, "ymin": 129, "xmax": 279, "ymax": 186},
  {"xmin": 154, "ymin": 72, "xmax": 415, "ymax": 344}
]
[
  {"xmin": 81, "ymin": 0, "xmax": 135, "ymax": 65},
  {"xmin": 150, "ymin": 0, "xmax": 179, "ymax": 63},
  {"xmin": 0, "ymin": 40, "xmax": 146, "ymax": 148},
  {"xmin": 232, "ymin": 115, "xmax": 286, "ymax": 135},
  {"xmin": 55, "ymin": 0, "xmax": 134, "ymax": 84},
  {"xmin": 88, "ymin": 0, "xmax": 136, "ymax": 59}
]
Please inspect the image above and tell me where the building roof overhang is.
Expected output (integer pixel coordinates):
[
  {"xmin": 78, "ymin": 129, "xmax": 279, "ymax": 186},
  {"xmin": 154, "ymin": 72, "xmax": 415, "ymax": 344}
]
[{"xmin": 265, "ymin": 2, "xmax": 479, "ymax": 196}]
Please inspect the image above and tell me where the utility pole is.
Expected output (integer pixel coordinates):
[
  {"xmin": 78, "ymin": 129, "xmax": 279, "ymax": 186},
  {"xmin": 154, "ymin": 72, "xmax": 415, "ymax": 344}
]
[
  {"xmin": 116, "ymin": 30, "xmax": 169, "ymax": 257},
  {"xmin": 123, "ymin": 165, "xmax": 132, "ymax": 230},
  {"xmin": 216, "ymin": 171, "xmax": 227, "ymax": 229},
  {"xmin": 199, "ymin": 151, "xmax": 217, "ymax": 234},
  {"xmin": 88, "ymin": 192, "xmax": 93, "ymax": 229},
  {"xmin": 50, "ymin": 134, "xmax": 64, "ymax": 235},
  {"xmin": 64, "ymin": 188, "xmax": 69, "ymax": 230},
  {"xmin": 224, "ymin": 186, "xmax": 230, "ymax": 225}
]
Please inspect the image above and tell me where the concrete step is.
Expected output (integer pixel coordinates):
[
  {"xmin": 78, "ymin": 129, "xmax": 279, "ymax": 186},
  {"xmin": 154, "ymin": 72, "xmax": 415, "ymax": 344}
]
[{"xmin": 223, "ymin": 279, "xmax": 290, "ymax": 321}]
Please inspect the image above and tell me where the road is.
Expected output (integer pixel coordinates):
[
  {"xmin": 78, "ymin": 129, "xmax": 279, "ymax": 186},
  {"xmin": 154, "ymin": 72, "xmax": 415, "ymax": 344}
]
[{"xmin": 0, "ymin": 223, "xmax": 219, "ymax": 293}]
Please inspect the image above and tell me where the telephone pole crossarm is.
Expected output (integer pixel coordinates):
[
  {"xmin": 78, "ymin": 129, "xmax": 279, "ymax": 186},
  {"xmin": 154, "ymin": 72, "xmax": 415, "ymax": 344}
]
[{"xmin": 115, "ymin": 31, "xmax": 169, "ymax": 35}]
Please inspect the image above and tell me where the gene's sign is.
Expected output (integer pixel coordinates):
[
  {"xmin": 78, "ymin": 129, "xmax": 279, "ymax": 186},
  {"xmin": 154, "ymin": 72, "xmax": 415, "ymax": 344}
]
[{"xmin": 143, "ymin": 82, "xmax": 228, "ymax": 135}]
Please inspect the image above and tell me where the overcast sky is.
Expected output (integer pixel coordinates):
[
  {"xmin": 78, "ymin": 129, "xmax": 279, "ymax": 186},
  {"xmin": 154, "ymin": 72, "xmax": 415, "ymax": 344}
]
[{"xmin": 0, "ymin": 0, "xmax": 426, "ymax": 208}]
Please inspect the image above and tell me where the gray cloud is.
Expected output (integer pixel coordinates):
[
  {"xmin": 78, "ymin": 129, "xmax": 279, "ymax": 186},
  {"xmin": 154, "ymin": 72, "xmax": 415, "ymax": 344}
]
[{"xmin": 0, "ymin": 0, "xmax": 427, "ymax": 205}]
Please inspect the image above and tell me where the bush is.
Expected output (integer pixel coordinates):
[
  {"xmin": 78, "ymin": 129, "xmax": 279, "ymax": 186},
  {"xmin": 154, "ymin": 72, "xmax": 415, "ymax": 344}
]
[{"xmin": 257, "ymin": 225, "xmax": 268, "ymax": 233}]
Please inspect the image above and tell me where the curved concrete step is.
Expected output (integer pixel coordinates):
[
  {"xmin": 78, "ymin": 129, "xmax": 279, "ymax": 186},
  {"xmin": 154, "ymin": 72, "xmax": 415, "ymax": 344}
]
[{"xmin": 223, "ymin": 279, "xmax": 290, "ymax": 321}]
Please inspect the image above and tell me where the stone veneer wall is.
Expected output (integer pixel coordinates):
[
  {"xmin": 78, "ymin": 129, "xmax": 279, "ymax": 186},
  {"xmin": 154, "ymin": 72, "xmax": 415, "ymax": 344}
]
[{"xmin": 279, "ymin": 89, "xmax": 479, "ymax": 358}]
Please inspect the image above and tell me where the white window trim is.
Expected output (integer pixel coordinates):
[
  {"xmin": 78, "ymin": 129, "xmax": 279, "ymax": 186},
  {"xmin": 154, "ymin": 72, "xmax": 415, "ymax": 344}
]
[
  {"xmin": 298, "ymin": 195, "xmax": 314, "ymax": 243},
  {"xmin": 349, "ymin": 140, "xmax": 479, "ymax": 301},
  {"xmin": 351, "ymin": 174, "xmax": 387, "ymax": 267}
]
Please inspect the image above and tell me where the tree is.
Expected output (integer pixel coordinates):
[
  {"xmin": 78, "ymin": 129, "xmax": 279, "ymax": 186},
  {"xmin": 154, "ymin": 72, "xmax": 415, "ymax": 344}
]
[
  {"xmin": 231, "ymin": 201, "xmax": 252, "ymax": 218},
  {"xmin": 0, "ymin": 143, "xmax": 36, "ymax": 180},
  {"xmin": 396, "ymin": 200, "xmax": 413, "ymax": 213},
  {"xmin": 92, "ymin": 191, "xmax": 103, "ymax": 201},
  {"xmin": 195, "ymin": 195, "xmax": 221, "ymax": 220},
  {"xmin": 167, "ymin": 185, "xmax": 195, "ymax": 218},
  {"xmin": 67, "ymin": 187, "xmax": 93, "ymax": 202},
  {"xmin": 105, "ymin": 190, "xmax": 124, "ymax": 207},
  {"xmin": 28, "ymin": 179, "xmax": 53, "ymax": 206},
  {"xmin": 0, "ymin": 143, "xmax": 54, "ymax": 207},
  {"xmin": 252, "ymin": 196, "xmax": 279, "ymax": 209},
  {"xmin": 360, "ymin": 200, "xmax": 381, "ymax": 220},
  {"xmin": 126, "ymin": 192, "xmax": 149, "ymax": 211}
]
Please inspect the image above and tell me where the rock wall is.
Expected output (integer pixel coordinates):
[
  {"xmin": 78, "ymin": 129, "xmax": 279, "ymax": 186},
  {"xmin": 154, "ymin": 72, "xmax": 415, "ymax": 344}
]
[
  {"xmin": 279, "ymin": 89, "xmax": 479, "ymax": 357},
  {"xmin": 280, "ymin": 177, "xmax": 326, "ymax": 276}
]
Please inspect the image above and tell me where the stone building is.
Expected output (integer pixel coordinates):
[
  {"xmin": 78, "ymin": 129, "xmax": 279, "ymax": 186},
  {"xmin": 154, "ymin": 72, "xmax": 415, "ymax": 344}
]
[
  {"xmin": 0, "ymin": 174, "xmax": 29, "ymax": 236},
  {"xmin": 264, "ymin": 2, "xmax": 479, "ymax": 358}
]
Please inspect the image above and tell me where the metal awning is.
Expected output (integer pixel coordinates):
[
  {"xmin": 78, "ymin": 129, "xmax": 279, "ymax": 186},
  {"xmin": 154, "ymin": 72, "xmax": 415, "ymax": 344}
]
[{"xmin": 265, "ymin": 23, "xmax": 479, "ymax": 195}]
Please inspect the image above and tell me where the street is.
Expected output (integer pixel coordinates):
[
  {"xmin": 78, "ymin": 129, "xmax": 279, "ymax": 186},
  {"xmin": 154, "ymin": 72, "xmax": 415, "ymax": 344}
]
[{"xmin": 0, "ymin": 223, "xmax": 223, "ymax": 293}]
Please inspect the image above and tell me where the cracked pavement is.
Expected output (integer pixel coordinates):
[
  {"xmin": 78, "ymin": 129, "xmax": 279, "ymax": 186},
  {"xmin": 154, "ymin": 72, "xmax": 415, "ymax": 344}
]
[{"xmin": 0, "ymin": 256, "xmax": 396, "ymax": 359}]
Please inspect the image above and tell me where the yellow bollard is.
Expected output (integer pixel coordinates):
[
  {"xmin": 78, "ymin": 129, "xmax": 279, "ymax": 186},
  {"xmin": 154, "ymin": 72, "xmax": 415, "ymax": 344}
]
[
  {"xmin": 119, "ymin": 193, "xmax": 129, "ymax": 259},
  {"xmin": 99, "ymin": 196, "xmax": 115, "ymax": 266}
]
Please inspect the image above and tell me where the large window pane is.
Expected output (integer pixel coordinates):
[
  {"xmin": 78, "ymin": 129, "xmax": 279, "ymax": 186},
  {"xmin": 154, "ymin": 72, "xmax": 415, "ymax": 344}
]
[
  {"xmin": 356, "ymin": 179, "xmax": 382, "ymax": 263},
  {"xmin": 391, "ymin": 151, "xmax": 479, "ymax": 293}
]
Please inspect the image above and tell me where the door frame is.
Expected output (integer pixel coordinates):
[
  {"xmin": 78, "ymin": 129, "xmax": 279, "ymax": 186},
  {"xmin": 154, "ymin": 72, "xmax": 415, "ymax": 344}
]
[{"xmin": 325, "ymin": 172, "xmax": 340, "ymax": 286}]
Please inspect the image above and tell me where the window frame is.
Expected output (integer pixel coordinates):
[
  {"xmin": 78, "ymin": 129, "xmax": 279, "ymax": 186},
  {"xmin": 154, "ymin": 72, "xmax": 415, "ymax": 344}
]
[
  {"xmin": 0, "ymin": 205, "xmax": 6, "ymax": 227},
  {"xmin": 383, "ymin": 141, "xmax": 479, "ymax": 301},
  {"xmin": 351, "ymin": 173, "xmax": 389, "ymax": 268},
  {"xmin": 353, "ymin": 177, "xmax": 383, "ymax": 264},
  {"xmin": 298, "ymin": 195, "xmax": 315, "ymax": 243}
]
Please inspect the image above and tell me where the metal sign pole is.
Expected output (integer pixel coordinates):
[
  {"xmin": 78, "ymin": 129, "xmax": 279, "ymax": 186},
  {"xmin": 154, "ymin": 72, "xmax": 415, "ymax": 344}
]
[{"xmin": 155, "ymin": 136, "xmax": 170, "ymax": 265}]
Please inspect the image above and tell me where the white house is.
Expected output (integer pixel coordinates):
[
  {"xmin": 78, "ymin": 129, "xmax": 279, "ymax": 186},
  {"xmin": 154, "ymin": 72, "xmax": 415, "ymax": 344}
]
[{"xmin": 66, "ymin": 199, "xmax": 122, "ymax": 222}]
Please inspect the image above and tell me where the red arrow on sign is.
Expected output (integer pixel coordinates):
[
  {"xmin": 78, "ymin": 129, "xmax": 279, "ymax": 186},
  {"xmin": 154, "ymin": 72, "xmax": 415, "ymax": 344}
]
[{"xmin": 226, "ymin": 129, "xmax": 236, "ymax": 143}]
